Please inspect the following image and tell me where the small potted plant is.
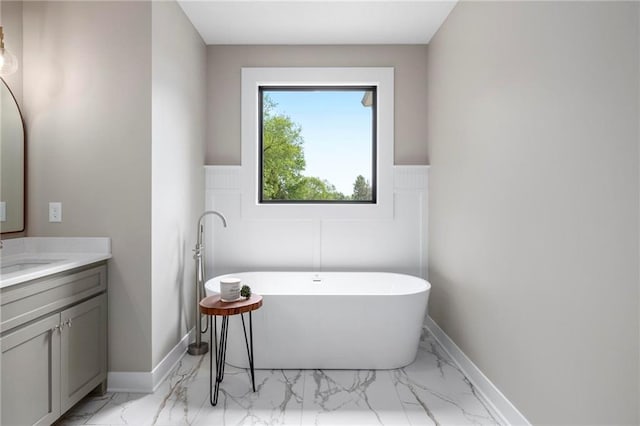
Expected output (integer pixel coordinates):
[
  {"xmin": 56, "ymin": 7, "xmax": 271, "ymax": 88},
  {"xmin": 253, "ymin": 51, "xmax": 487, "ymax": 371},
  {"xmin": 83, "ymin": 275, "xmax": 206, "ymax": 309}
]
[{"xmin": 240, "ymin": 284, "xmax": 251, "ymax": 299}]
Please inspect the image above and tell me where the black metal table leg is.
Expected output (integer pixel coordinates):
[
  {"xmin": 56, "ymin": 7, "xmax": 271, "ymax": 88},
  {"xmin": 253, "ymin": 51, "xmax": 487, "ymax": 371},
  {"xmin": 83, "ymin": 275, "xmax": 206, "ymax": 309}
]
[
  {"xmin": 209, "ymin": 315, "xmax": 230, "ymax": 406},
  {"xmin": 250, "ymin": 312, "xmax": 255, "ymax": 391},
  {"xmin": 240, "ymin": 312, "xmax": 256, "ymax": 391},
  {"xmin": 210, "ymin": 316, "xmax": 217, "ymax": 393}
]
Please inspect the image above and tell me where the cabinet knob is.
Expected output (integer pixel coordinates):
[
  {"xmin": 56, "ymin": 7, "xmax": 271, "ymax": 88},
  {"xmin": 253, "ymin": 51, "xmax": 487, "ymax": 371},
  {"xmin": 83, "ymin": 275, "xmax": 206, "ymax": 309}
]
[
  {"xmin": 65, "ymin": 319, "xmax": 72, "ymax": 328},
  {"xmin": 51, "ymin": 324, "xmax": 61, "ymax": 333}
]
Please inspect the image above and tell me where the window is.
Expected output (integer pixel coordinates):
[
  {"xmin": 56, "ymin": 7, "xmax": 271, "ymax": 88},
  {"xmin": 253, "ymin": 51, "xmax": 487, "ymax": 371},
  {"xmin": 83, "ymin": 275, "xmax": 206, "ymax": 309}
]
[
  {"xmin": 241, "ymin": 67, "xmax": 394, "ymax": 220},
  {"xmin": 259, "ymin": 86, "xmax": 377, "ymax": 203}
]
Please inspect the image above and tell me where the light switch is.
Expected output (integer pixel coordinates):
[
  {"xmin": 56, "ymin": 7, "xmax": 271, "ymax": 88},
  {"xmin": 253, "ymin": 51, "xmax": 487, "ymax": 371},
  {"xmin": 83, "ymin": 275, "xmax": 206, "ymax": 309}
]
[
  {"xmin": 49, "ymin": 202, "xmax": 62, "ymax": 222},
  {"xmin": 0, "ymin": 201, "xmax": 5, "ymax": 222}
]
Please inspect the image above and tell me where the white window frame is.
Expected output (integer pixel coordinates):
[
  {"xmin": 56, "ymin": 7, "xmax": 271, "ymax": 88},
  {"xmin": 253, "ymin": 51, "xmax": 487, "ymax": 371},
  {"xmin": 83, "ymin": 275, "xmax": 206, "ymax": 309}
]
[{"xmin": 241, "ymin": 67, "xmax": 394, "ymax": 220}]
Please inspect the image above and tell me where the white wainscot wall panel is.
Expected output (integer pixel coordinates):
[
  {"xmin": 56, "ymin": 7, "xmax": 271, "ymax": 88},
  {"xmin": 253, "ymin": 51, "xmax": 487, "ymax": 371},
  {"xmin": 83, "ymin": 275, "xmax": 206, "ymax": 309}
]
[
  {"xmin": 321, "ymin": 193, "xmax": 424, "ymax": 277},
  {"xmin": 203, "ymin": 192, "xmax": 316, "ymax": 278},
  {"xmin": 204, "ymin": 166, "xmax": 428, "ymax": 279}
]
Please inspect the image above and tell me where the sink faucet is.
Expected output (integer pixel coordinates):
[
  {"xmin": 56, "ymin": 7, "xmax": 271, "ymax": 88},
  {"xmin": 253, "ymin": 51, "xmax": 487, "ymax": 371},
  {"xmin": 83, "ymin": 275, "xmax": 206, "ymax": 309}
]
[{"xmin": 188, "ymin": 210, "xmax": 227, "ymax": 356}]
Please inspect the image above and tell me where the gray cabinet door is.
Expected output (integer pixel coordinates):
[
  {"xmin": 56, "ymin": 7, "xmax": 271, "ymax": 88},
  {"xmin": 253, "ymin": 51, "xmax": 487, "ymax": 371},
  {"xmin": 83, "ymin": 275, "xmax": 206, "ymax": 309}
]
[
  {"xmin": 1, "ymin": 313, "xmax": 61, "ymax": 426},
  {"xmin": 60, "ymin": 293, "xmax": 108, "ymax": 413}
]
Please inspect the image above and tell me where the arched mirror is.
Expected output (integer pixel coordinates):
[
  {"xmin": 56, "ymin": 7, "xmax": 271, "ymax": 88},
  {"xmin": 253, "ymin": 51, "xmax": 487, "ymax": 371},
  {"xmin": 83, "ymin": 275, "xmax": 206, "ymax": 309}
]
[{"xmin": 0, "ymin": 77, "xmax": 25, "ymax": 233}]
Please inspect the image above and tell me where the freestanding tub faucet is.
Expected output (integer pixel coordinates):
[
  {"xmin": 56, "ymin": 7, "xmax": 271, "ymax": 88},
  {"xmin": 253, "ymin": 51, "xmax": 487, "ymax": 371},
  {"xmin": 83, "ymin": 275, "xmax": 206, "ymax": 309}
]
[{"xmin": 188, "ymin": 210, "xmax": 227, "ymax": 356}]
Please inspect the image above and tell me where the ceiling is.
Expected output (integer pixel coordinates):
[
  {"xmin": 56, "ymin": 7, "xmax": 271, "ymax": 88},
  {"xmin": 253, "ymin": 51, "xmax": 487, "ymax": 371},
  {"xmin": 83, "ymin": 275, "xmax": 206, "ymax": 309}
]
[{"xmin": 177, "ymin": 1, "xmax": 458, "ymax": 45}]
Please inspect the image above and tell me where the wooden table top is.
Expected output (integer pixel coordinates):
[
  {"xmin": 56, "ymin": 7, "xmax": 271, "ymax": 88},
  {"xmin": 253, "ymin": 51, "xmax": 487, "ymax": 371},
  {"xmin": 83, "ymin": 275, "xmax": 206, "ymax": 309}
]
[{"xmin": 199, "ymin": 294, "xmax": 263, "ymax": 316}]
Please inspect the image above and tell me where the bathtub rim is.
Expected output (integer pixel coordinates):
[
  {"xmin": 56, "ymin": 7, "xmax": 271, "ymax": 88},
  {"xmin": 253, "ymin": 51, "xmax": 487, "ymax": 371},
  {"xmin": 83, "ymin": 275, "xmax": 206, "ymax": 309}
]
[{"xmin": 205, "ymin": 270, "xmax": 430, "ymax": 297}]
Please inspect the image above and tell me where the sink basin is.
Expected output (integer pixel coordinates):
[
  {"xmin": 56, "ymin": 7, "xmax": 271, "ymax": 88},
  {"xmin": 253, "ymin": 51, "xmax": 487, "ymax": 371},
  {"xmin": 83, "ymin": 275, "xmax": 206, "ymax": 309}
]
[{"xmin": 1, "ymin": 259, "xmax": 62, "ymax": 275}]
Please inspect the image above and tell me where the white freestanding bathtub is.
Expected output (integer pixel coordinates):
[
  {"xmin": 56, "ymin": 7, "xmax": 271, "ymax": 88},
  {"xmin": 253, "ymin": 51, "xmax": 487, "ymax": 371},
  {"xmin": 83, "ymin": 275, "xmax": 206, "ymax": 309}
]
[{"xmin": 204, "ymin": 271, "xmax": 430, "ymax": 369}]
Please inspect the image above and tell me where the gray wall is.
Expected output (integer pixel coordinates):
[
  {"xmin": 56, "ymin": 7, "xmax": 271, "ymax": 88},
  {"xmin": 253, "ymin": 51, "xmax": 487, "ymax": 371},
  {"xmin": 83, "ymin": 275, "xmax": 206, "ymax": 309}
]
[
  {"xmin": 151, "ymin": 1, "xmax": 206, "ymax": 367},
  {"xmin": 19, "ymin": 0, "xmax": 205, "ymax": 374},
  {"xmin": 426, "ymin": 1, "xmax": 639, "ymax": 424},
  {"xmin": 22, "ymin": 0, "xmax": 153, "ymax": 372},
  {"xmin": 207, "ymin": 45, "xmax": 428, "ymax": 165}
]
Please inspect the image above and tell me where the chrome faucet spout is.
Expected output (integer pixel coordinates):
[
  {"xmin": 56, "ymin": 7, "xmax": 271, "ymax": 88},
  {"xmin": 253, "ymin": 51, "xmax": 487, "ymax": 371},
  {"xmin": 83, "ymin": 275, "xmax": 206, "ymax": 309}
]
[{"xmin": 196, "ymin": 210, "xmax": 227, "ymax": 247}]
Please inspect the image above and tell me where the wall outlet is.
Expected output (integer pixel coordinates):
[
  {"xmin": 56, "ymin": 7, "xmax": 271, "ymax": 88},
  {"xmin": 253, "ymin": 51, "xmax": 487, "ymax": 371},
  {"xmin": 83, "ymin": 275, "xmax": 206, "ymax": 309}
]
[
  {"xmin": 49, "ymin": 202, "xmax": 62, "ymax": 222},
  {"xmin": 0, "ymin": 201, "xmax": 5, "ymax": 222}
]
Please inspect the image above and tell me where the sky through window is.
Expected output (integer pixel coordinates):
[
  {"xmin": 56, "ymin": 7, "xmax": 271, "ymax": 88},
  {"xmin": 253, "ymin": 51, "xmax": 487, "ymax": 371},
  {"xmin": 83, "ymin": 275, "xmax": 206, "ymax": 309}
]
[{"xmin": 265, "ymin": 89, "xmax": 374, "ymax": 197}]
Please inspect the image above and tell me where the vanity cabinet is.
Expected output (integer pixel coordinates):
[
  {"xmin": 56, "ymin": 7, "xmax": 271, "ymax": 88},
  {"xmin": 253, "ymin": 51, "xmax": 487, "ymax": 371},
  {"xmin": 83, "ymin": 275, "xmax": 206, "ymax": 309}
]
[
  {"xmin": 1, "ymin": 311, "xmax": 61, "ymax": 425},
  {"xmin": 0, "ymin": 263, "xmax": 108, "ymax": 426}
]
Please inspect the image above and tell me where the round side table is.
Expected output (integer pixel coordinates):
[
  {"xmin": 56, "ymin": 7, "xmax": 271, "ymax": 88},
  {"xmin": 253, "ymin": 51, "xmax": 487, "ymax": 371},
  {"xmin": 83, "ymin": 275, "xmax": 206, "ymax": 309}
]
[{"xmin": 199, "ymin": 294, "xmax": 263, "ymax": 406}]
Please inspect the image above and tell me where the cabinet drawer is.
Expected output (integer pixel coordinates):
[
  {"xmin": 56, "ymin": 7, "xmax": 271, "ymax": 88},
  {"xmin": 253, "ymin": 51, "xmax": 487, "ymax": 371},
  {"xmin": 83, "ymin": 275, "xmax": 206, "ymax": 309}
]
[{"xmin": 1, "ymin": 264, "xmax": 107, "ymax": 333}]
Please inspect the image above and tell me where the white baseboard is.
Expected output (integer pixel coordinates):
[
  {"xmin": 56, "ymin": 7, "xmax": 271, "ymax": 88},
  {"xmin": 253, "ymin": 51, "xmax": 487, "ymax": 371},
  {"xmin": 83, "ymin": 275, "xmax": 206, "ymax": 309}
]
[
  {"xmin": 107, "ymin": 329, "xmax": 194, "ymax": 393},
  {"xmin": 424, "ymin": 316, "xmax": 530, "ymax": 426},
  {"xmin": 106, "ymin": 371, "xmax": 153, "ymax": 394}
]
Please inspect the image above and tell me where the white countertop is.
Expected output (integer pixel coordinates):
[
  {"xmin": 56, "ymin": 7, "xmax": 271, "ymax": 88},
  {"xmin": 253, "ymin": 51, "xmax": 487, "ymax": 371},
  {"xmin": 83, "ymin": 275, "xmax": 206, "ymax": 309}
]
[{"xmin": 1, "ymin": 237, "xmax": 112, "ymax": 289}]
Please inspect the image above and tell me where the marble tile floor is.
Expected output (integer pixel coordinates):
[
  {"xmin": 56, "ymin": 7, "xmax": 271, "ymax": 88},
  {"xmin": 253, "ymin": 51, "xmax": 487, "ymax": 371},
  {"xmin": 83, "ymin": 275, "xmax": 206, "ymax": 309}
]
[{"xmin": 56, "ymin": 329, "xmax": 503, "ymax": 426}]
